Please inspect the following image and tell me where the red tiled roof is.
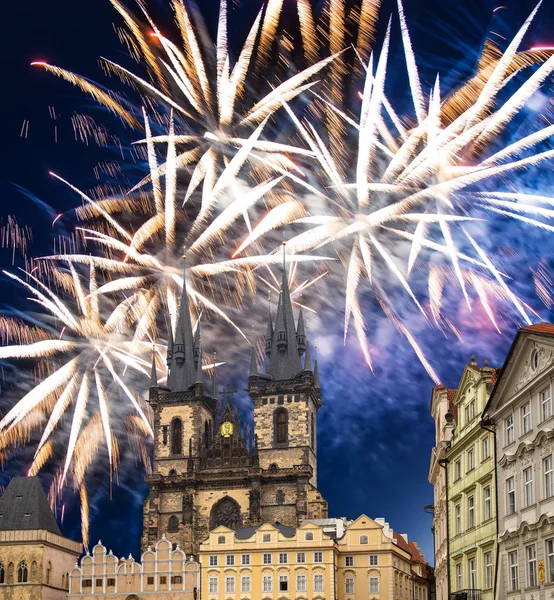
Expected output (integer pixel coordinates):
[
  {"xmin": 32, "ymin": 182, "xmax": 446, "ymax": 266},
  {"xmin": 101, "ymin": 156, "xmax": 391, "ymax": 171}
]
[
  {"xmin": 392, "ymin": 531, "xmax": 434, "ymax": 580},
  {"xmin": 490, "ymin": 368, "xmax": 498, "ymax": 386},
  {"xmin": 520, "ymin": 323, "xmax": 554, "ymax": 335}
]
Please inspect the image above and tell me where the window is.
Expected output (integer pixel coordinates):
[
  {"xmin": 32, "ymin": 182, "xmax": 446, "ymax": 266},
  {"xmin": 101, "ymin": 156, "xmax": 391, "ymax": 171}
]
[
  {"xmin": 485, "ymin": 551, "xmax": 493, "ymax": 588},
  {"xmin": 542, "ymin": 387, "xmax": 552, "ymax": 421},
  {"xmin": 226, "ymin": 555, "xmax": 235, "ymax": 566},
  {"xmin": 107, "ymin": 578, "xmax": 115, "ymax": 586},
  {"xmin": 279, "ymin": 574, "xmax": 288, "ymax": 592},
  {"xmin": 345, "ymin": 576, "xmax": 355, "ymax": 594},
  {"xmin": 360, "ymin": 535, "xmax": 368, "ymax": 544},
  {"xmin": 209, "ymin": 555, "xmax": 218, "ymax": 566},
  {"xmin": 209, "ymin": 576, "xmax": 218, "ymax": 594},
  {"xmin": 218, "ymin": 535, "xmax": 225, "ymax": 544},
  {"xmin": 263, "ymin": 533, "xmax": 271, "ymax": 543},
  {"xmin": 263, "ymin": 553, "xmax": 272, "ymax": 565},
  {"xmin": 171, "ymin": 575, "xmax": 182, "ymax": 584},
  {"xmin": 276, "ymin": 490, "xmax": 285, "ymax": 505},
  {"xmin": 468, "ymin": 448, "xmax": 474, "ymax": 471},
  {"xmin": 147, "ymin": 576, "xmax": 154, "ymax": 585},
  {"xmin": 465, "ymin": 405, "xmax": 469, "ymax": 426},
  {"xmin": 369, "ymin": 555, "xmax": 379, "ymax": 566},
  {"xmin": 296, "ymin": 574, "xmax": 307, "ymax": 592},
  {"xmin": 171, "ymin": 418, "xmax": 182, "ymax": 454},
  {"xmin": 275, "ymin": 408, "xmax": 288, "ymax": 444},
  {"xmin": 96, "ymin": 578, "xmax": 102, "ymax": 587},
  {"xmin": 241, "ymin": 554, "xmax": 250, "ymax": 565},
  {"xmin": 506, "ymin": 415, "xmax": 514, "ymax": 445},
  {"xmin": 521, "ymin": 402, "xmax": 531, "ymax": 434},
  {"xmin": 468, "ymin": 557, "xmax": 476, "ymax": 589},
  {"xmin": 456, "ymin": 563, "xmax": 462, "ymax": 591},
  {"xmin": 83, "ymin": 579, "xmax": 92, "ymax": 588},
  {"xmin": 345, "ymin": 556, "xmax": 354, "ymax": 567},
  {"xmin": 160, "ymin": 576, "xmax": 167, "ymax": 585},
  {"xmin": 17, "ymin": 561, "xmax": 27, "ymax": 583},
  {"xmin": 532, "ymin": 349, "xmax": 540, "ymax": 370},
  {"xmin": 314, "ymin": 551, "xmax": 323, "ymax": 563},
  {"xmin": 168, "ymin": 515, "xmax": 179, "ymax": 532},
  {"xmin": 455, "ymin": 460, "xmax": 461, "ymax": 481},
  {"xmin": 547, "ymin": 539, "xmax": 554, "ymax": 582},
  {"xmin": 46, "ymin": 562, "xmax": 51, "ymax": 585},
  {"xmin": 225, "ymin": 576, "xmax": 235, "ymax": 594},
  {"xmin": 507, "ymin": 476, "xmax": 516, "ymax": 514},
  {"xmin": 263, "ymin": 575, "xmax": 272, "ymax": 593},
  {"xmin": 545, "ymin": 456, "xmax": 554, "ymax": 499},
  {"xmin": 279, "ymin": 553, "xmax": 288, "ymax": 564},
  {"xmin": 370, "ymin": 577, "xmax": 380, "ymax": 593},
  {"xmin": 527, "ymin": 544, "xmax": 537, "ymax": 587},
  {"xmin": 305, "ymin": 532, "xmax": 314, "ymax": 541},
  {"xmin": 241, "ymin": 575, "xmax": 251, "ymax": 593},
  {"xmin": 297, "ymin": 552, "xmax": 306, "ymax": 563},
  {"xmin": 314, "ymin": 573, "xmax": 324, "ymax": 592},
  {"xmin": 0, "ymin": 563, "xmax": 4, "ymax": 585},
  {"xmin": 509, "ymin": 550, "xmax": 519, "ymax": 590},
  {"xmin": 484, "ymin": 486, "xmax": 491, "ymax": 521},
  {"xmin": 524, "ymin": 467, "xmax": 534, "ymax": 507},
  {"xmin": 468, "ymin": 496, "xmax": 475, "ymax": 529},
  {"xmin": 482, "ymin": 436, "xmax": 489, "ymax": 459}
]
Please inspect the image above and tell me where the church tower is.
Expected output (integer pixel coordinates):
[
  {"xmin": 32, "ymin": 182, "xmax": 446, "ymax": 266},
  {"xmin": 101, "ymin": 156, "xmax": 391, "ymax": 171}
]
[{"xmin": 143, "ymin": 255, "xmax": 327, "ymax": 555}]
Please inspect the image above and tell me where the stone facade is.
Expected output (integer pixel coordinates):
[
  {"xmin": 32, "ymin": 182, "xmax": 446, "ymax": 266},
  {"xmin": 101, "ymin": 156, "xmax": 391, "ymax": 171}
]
[
  {"xmin": 142, "ymin": 260, "xmax": 327, "ymax": 555},
  {"xmin": 484, "ymin": 324, "xmax": 554, "ymax": 600},
  {"xmin": 69, "ymin": 537, "xmax": 200, "ymax": 599}
]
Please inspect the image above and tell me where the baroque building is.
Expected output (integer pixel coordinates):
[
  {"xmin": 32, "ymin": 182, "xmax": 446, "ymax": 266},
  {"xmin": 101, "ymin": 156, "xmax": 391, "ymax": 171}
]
[
  {"xmin": 142, "ymin": 258, "xmax": 328, "ymax": 554},
  {"xmin": 483, "ymin": 323, "xmax": 554, "ymax": 600},
  {"xmin": 429, "ymin": 358, "xmax": 497, "ymax": 600},
  {"xmin": 0, "ymin": 477, "xmax": 81, "ymax": 600}
]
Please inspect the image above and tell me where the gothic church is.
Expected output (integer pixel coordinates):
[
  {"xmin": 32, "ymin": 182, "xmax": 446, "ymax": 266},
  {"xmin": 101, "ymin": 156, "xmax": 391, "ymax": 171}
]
[{"xmin": 142, "ymin": 258, "xmax": 328, "ymax": 554}]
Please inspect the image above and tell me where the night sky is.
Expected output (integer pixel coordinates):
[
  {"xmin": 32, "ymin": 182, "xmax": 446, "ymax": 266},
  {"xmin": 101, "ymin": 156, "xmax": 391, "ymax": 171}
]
[{"xmin": 2, "ymin": 0, "xmax": 554, "ymax": 565}]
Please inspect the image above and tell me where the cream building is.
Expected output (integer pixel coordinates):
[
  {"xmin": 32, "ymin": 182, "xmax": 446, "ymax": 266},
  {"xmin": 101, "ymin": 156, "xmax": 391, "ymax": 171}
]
[
  {"xmin": 0, "ymin": 477, "xmax": 82, "ymax": 600},
  {"xmin": 483, "ymin": 323, "xmax": 554, "ymax": 600},
  {"xmin": 429, "ymin": 385, "xmax": 456, "ymax": 600},
  {"xmin": 69, "ymin": 537, "xmax": 200, "ymax": 599}
]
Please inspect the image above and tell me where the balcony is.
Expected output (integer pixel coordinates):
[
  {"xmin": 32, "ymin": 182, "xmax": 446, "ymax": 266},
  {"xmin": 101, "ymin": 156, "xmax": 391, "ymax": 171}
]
[{"xmin": 450, "ymin": 591, "xmax": 482, "ymax": 600}]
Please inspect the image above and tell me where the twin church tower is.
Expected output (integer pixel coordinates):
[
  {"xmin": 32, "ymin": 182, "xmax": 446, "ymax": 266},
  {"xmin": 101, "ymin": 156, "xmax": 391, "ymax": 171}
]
[{"xmin": 142, "ymin": 256, "xmax": 328, "ymax": 553}]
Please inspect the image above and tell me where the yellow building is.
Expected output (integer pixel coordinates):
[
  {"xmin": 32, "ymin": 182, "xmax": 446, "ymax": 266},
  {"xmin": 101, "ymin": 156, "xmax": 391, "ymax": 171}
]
[
  {"xmin": 69, "ymin": 537, "xmax": 200, "ymax": 599},
  {"xmin": 0, "ymin": 477, "xmax": 81, "ymax": 600},
  {"xmin": 199, "ymin": 516, "xmax": 433, "ymax": 600}
]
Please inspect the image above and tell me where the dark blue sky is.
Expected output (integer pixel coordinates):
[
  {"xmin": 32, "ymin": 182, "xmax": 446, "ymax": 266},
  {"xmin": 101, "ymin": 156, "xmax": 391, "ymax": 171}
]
[{"xmin": 2, "ymin": 0, "xmax": 554, "ymax": 565}]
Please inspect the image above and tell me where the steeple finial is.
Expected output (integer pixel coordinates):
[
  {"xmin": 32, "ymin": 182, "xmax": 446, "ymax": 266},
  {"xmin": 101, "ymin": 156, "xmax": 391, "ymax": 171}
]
[
  {"xmin": 296, "ymin": 304, "xmax": 307, "ymax": 356},
  {"xmin": 150, "ymin": 343, "xmax": 158, "ymax": 388},
  {"xmin": 195, "ymin": 343, "xmax": 203, "ymax": 386},
  {"xmin": 250, "ymin": 343, "xmax": 258, "ymax": 376},
  {"xmin": 313, "ymin": 359, "xmax": 320, "ymax": 388},
  {"xmin": 304, "ymin": 342, "xmax": 312, "ymax": 372}
]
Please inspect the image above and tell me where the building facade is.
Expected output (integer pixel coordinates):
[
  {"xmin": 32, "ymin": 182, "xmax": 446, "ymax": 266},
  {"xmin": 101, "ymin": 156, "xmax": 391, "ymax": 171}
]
[
  {"xmin": 199, "ymin": 515, "xmax": 433, "ymax": 600},
  {"xmin": 483, "ymin": 324, "xmax": 554, "ymax": 600},
  {"xmin": 0, "ymin": 477, "xmax": 82, "ymax": 600},
  {"xmin": 443, "ymin": 358, "xmax": 497, "ymax": 599},
  {"xmin": 143, "ymin": 259, "xmax": 327, "ymax": 554},
  {"xmin": 429, "ymin": 385, "xmax": 456, "ymax": 600},
  {"xmin": 69, "ymin": 537, "xmax": 200, "ymax": 599}
]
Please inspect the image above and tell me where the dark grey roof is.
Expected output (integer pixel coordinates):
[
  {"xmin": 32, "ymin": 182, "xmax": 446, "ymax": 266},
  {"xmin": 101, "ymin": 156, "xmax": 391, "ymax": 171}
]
[
  {"xmin": 235, "ymin": 522, "xmax": 296, "ymax": 540},
  {"xmin": 0, "ymin": 477, "xmax": 61, "ymax": 535}
]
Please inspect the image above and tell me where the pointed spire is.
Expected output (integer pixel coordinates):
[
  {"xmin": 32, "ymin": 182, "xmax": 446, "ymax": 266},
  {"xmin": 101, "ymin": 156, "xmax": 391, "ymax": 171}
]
[
  {"xmin": 264, "ymin": 296, "xmax": 273, "ymax": 357},
  {"xmin": 166, "ymin": 324, "xmax": 174, "ymax": 367},
  {"xmin": 250, "ymin": 344, "xmax": 258, "ymax": 377},
  {"xmin": 193, "ymin": 318, "xmax": 201, "ymax": 367},
  {"xmin": 303, "ymin": 342, "xmax": 312, "ymax": 372},
  {"xmin": 195, "ymin": 344, "xmax": 203, "ymax": 385},
  {"xmin": 150, "ymin": 344, "xmax": 158, "ymax": 388},
  {"xmin": 296, "ymin": 306, "xmax": 307, "ymax": 356},
  {"xmin": 313, "ymin": 359, "xmax": 320, "ymax": 388},
  {"xmin": 168, "ymin": 256, "xmax": 197, "ymax": 391},
  {"xmin": 268, "ymin": 242, "xmax": 302, "ymax": 379}
]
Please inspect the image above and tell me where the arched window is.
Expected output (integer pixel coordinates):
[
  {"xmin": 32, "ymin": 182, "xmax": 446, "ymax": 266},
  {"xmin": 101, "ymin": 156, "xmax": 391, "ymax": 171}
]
[
  {"xmin": 66, "ymin": 573, "xmax": 69, "ymax": 589},
  {"xmin": 7, "ymin": 563, "xmax": 13, "ymax": 584},
  {"xmin": 360, "ymin": 535, "xmax": 368, "ymax": 545},
  {"xmin": 274, "ymin": 409, "xmax": 288, "ymax": 445},
  {"xmin": 46, "ymin": 561, "xmax": 52, "ymax": 584},
  {"xmin": 171, "ymin": 418, "xmax": 182, "ymax": 455},
  {"xmin": 209, "ymin": 497, "xmax": 242, "ymax": 531},
  {"xmin": 168, "ymin": 515, "xmax": 179, "ymax": 532},
  {"xmin": 169, "ymin": 469, "xmax": 177, "ymax": 476},
  {"xmin": 305, "ymin": 532, "xmax": 314, "ymax": 541},
  {"xmin": 276, "ymin": 490, "xmax": 285, "ymax": 505},
  {"xmin": 62, "ymin": 574, "xmax": 65, "ymax": 589},
  {"xmin": 0, "ymin": 563, "xmax": 5, "ymax": 584},
  {"xmin": 17, "ymin": 561, "xmax": 28, "ymax": 583}
]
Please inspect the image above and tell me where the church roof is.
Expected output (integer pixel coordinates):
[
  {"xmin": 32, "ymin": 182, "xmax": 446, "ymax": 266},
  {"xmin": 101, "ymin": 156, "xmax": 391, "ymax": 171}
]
[{"xmin": 0, "ymin": 477, "xmax": 61, "ymax": 535}]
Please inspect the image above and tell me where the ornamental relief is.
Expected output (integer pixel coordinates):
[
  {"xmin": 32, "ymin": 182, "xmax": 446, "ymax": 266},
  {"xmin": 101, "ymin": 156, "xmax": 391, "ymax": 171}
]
[
  {"xmin": 540, "ymin": 439, "xmax": 554, "ymax": 458},
  {"xmin": 521, "ymin": 450, "xmax": 534, "ymax": 467},
  {"xmin": 505, "ymin": 537, "xmax": 519, "ymax": 549},
  {"xmin": 514, "ymin": 344, "xmax": 554, "ymax": 393},
  {"xmin": 505, "ymin": 461, "xmax": 516, "ymax": 474}
]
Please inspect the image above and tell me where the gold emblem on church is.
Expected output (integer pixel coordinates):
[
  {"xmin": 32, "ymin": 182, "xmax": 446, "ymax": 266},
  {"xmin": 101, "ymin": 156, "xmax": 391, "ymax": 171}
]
[{"xmin": 221, "ymin": 421, "xmax": 234, "ymax": 437}]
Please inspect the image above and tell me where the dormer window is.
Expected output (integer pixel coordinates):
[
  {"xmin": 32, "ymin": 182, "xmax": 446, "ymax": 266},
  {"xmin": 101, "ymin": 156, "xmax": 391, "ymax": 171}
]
[{"xmin": 218, "ymin": 535, "xmax": 226, "ymax": 544}]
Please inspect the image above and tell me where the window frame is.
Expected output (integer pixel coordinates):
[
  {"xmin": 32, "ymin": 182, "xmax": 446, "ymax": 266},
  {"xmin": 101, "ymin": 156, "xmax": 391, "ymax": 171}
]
[
  {"xmin": 468, "ymin": 496, "xmax": 474, "ymax": 529},
  {"xmin": 360, "ymin": 535, "xmax": 368, "ymax": 545},
  {"xmin": 484, "ymin": 486, "xmax": 491, "ymax": 521},
  {"xmin": 278, "ymin": 552, "xmax": 288, "ymax": 565},
  {"xmin": 296, "ymin": 552, "xmax": 306, "ymax": 563},
  {"xmin": 369, "ymin": 576, "xmax": 380, "ymax": 593},
  {"xmin": 506, "ymin": 414, "xmax": 515, "ymax": 445},
  {"xmin": 542, "ymin": 387, "xmax": 552, "ymax": 421},
  {"xmin": 241, "ymin": 554, "xmax": 250, "ymax": 566},
  {"xmin": 527, "ymin": 544, "xmax": 537, "ymax": 588},
  {"xmin": 296, "ymin": 573, "xmax": 307, "ymax": 592},
  {"xmin": 545, "ymin": 455, "xmax": 554, "ymax": 499},
  {"xmin": 345, "ymin": 555, "xmax": 354, "ymax": 567},
  {"xmin": 225, "ymin": 554, "xmax": 235, "ymax": 567},
  {"xmin": 521, "ymin": 402, "xmax": 531, "ymax": 434},
  {"xmin": 278, "ymin": 574, "xmax": 288, "ymax": 592},
  {"xmin": 369, "ymin": 554, "xmax": 379, "ymax": 566},
  {"xmin": 345, "ymin": 576, "xmax": 355, "ymax": 594},
  {"xmin": 482, "ymin": 436, "xmax": 489, "ymax": 460},
  {"xmin": 225, "ymin": 575, "xmax": 235, "ymax": 594},
  {"xmin": 241, "ymin": 575, "xmax": 251, "ymax": 593},
  {"xmin": 509, "ymin": 550, "xmax": 519, "ymax": 591},
  {"xmin": 209, "ymin": 555, "xmax": 218, "ymax": 566},
  {"xmin": 507, "ymin": 476, "xmax": 516, "ymax": 514},
  {"xmin": 485, "ymin": 551, "xmax": 493, "ymax": 589},
  {"xmin": 456, "ymin": 563, "xmax": 462, "ymax": 591},
  {"xmin": 468, "ymin": 447, "xmax": 475, "ymax": 471},
  {"xmin": 524, "ymin": 466, "xmax": 534, "ymax": 507},
  {"xmin": 263, "ymin": 553, "xmax": 272, "ymax": 565},
  {"xmin": 314, "ymin": 573, "xmax": 324, "ymax": 592},
  {"xmin": 313, "ymin": 551, "xmax": 323, "ymax": 563},
  {"xmin": 547, "ymin": 539, "xmax": 554, "ymax": 583},
  {"xmin": 263, "ymin": 575, "xmax": 273, "ymax": 593}
]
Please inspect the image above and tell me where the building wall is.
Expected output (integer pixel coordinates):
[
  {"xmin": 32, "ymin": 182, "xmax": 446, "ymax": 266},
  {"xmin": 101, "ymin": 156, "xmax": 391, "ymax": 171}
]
[
  {"xmin": 486, "ymin": 330, "xmax": 554, "ymax": 600},
  {"xmin": 69, "ymin": 537, "xmax": 200, "ymax": 599},
  {"xmin": 446, "ymin": 363, "xmax": 496, "ymax": 600},
  {"xmin": 0, "ymin": 529, "xmax": 81, "ymax": 600}
]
